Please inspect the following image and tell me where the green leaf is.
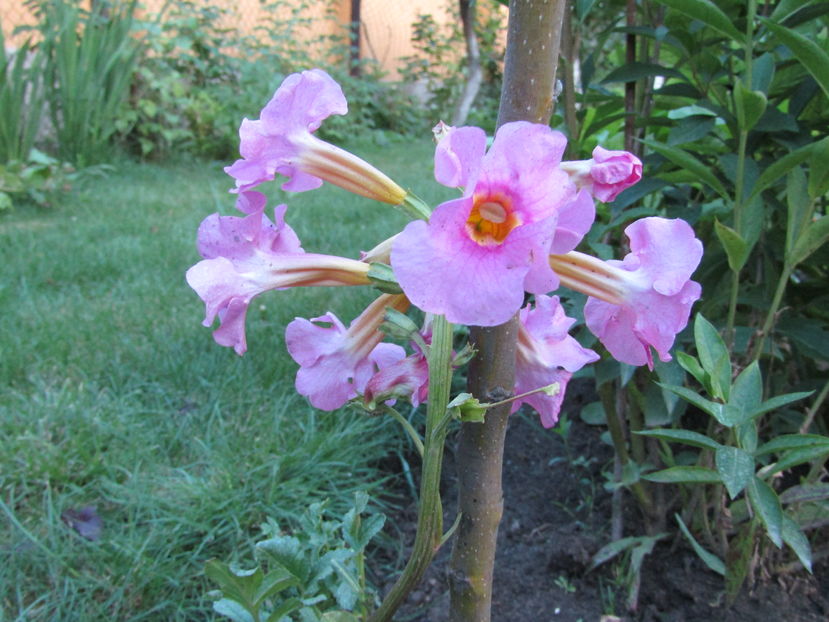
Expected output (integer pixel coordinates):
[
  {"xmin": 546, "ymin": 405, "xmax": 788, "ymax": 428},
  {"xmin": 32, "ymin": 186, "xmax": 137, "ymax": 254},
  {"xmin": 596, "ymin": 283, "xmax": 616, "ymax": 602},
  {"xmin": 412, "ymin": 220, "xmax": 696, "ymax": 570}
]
[
  {"xmin": 761, "ymin": 19, "xmax": 829, "ymax": 100},
  {"xmin": 675, "ymin": 514, "xmax": 725, "ymax": 575},
  {"xmin": 254, "ymin": 569, "xmax": 301, "ymax": 607},
  {"xmin": 729, "ymin": 361, "xmax": 762, "ymax": 416},
  {"xmin": 790, "ymin": 215, "xmax": 829, "ymax": 267},
  {"xmin": 715, "ymin": 446, "xmax": 755, "ymax": 499},
  {"xmin": 786, "ymin": 167, "xmax": 813, "ymax": 255},
  {"xmin": 636, "ymin": 428, "xmax": 721, "ymax": 451},
  {"xmin": 266, "ymin": 598, "xmax": 304, "ymax": 622},
  {"xmin": 747, "ymin": 391, "xmax": 813, "ymax": 420},
  {"xmin": 693, "ymin": 315, "xmax": 731, "ymax": 401},
  {"xmin": 675, "ymin": 351, "xmax": 707, "ymax": 388},
  {"xmin": 780, "ymin": 482, "xmax": 829, "ymax": 505},
  {"xmin": 767, "ymin": 446, "xmax": 829, "ymax": 475},
  {"xmin": 755, "ymin": 433, "xmax": 829, "ymax": 456},
  {"xmin": 748, "ymin": 141, "xmax": 817, "ymax": 203},
  {"xmin": 643, "ymin": 466, "xmax": 721, "ymax": 484},
  {"xmin": 602, "ymin": 62, "xmax": 684, "ymax": 83},
  {"xmin": 213, "ymin": 599, "xmax": 255, "ymax": 622},
  {"xmin": 714, "ymin": 220, "xmax": 751, "ymax": 271},
  {"xmin": 734, "ymin": 81, "xmax": 767, "ymax": 130},
  {"xmin": 651, "ymin": 0, "xmax": 744, "ymax": 43},
  {"xmin": 782, "ymin": 516, "xmax": 813, "ymax": 573},
  {"xmin": 205, "ymin": 561, "xmax": 262, "ymax": 610},
  {"xmin": 656, "ymin": 383, "xmax": 727, "ymax": 424},
  {"xmin": 808, "ymin": 137, "xmax": 829, "ymax": 197},
  {"xmin": 580, "ymin": 400, "xmax": 607, "ymax": 425},
  {"xmin": 643, "ymin": 140, "xmax": 730, "ymax": 200},
  {"xmin": 747, "ymin": 477, "xmax": 783, "ymax": 547}
]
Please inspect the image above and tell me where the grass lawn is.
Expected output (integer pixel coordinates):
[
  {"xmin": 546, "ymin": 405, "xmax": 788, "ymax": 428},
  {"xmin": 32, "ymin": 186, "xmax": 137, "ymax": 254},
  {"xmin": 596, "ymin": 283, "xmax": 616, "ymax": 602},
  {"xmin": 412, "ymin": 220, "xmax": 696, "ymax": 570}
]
[{"xmin": 0, "ymin": 136, "xmax": 451, "ymax": 621}]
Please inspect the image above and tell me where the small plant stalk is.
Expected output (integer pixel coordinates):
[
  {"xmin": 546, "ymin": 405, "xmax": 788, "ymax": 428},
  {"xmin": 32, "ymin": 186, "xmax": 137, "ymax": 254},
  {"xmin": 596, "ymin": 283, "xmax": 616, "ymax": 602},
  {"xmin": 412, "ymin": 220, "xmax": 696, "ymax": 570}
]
[
  {"xmin": 369, "ymin": 315, "xmax": 454, "ymax": 622},
  {"xmin": 448, "ymin": 2, "xmax": 567, "ymax": 620}
]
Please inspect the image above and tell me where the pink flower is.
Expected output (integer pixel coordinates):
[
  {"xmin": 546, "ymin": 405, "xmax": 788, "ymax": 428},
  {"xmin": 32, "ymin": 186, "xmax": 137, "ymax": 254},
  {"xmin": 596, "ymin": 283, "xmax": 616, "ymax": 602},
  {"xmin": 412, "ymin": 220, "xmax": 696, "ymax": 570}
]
[
  {"xmin": 550, "ymin": 217, "xmax": 703, "ymax": 368},
  {"xmin": 224, "ymin": 69, "xmax": 407, "ymax": 204},
  {"xmin": 364, "ymin": 353, "xmax": 430, "ymax": 409},
  {"xmin": 560, "ymin": 146, "xmax": 642, "ymax": 202},
  {"xmin": 186, "ymin": 195, "xmax": 372, "ymax": 355},
  {"xmin": 512, "ymin": 295, "xmax": 599, "ymax": 428},
  {"xmin": 391, "ymin": 122, "xmax": 580, "ymax": 327},
  {"xmin": 286, "ymin": 295, "xmax": 409, "ymax": 410}
]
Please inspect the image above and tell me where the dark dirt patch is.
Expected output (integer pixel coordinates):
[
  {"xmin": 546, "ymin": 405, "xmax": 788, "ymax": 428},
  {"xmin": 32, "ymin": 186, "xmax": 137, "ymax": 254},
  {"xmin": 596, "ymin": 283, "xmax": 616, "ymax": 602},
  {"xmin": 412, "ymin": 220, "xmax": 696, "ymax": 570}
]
[{"xmin": 378, "ymin": 381, "xmax": 829, "ymax": 622}]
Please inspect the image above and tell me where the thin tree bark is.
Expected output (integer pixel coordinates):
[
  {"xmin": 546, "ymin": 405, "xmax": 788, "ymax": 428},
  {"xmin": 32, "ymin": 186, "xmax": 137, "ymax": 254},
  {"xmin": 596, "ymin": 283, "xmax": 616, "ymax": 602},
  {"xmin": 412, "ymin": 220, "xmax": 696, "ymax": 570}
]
[
  {"xmin": 448, "ymin": 2, "xmax": 568, "ymax": 621},
  {"xmin": 451, "ymin": 0, "xmax": 483, "ymax": 126}
]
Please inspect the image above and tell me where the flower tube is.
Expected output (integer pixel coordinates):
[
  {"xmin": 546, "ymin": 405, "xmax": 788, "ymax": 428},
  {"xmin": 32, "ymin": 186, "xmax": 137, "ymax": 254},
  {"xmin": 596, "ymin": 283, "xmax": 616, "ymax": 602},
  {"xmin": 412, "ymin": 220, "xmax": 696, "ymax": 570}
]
[
  {"xmin": 186, "ymin": 198, "xmax": 373, "ymax": 355},
  {"xmin": 549, "ymin": 217, "xmax": 703, "ymax": 368},
  {"xmin": 286, "ymin": 294, "xmax": 409, "ymax": 410},
  {"xmin": 224, "ymin": 69, "xmax": 408, "ymax": 206}
]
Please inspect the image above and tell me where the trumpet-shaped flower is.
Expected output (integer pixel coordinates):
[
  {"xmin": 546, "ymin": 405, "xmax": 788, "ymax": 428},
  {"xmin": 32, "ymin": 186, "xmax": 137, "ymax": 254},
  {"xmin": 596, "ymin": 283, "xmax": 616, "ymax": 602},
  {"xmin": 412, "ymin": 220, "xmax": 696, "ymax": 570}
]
[
  {"xmin": 550, "ymin": 217, "xmax": 702, "ymax": 368},
  {"xmin": 512, "ymin": 295, "xmax": 599, "ymax": 428},
  {"xmin": 224, "ymin": 69, "xmax": 407, "ymax": 204},
  {"xmin": 286, "ymin": 294, "xmax": 409, "ymax": 410},
  {"xmin": 560, "ymin": 146, "xmax": 642, "ymax": 203},
  {"xmin": 392, "ymin": 122, "xmax": 579, "ymax": 327},
  {"xmin": 186, "ymin": 197, "xmax": 372, "ymax": 355}
]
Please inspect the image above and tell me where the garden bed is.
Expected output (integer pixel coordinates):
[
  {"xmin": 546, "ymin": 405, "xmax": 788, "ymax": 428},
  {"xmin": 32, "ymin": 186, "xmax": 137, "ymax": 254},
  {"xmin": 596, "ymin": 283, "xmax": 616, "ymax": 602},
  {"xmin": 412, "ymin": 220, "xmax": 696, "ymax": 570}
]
[{"xmin": 381, "ymin": 384, "xmax": 829, "ymax": 622}]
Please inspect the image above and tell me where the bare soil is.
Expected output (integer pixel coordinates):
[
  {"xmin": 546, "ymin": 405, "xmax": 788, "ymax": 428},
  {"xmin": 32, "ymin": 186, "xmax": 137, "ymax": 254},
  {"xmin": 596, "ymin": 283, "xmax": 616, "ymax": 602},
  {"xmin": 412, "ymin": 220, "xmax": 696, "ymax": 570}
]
[{"xmin": 379, "ymin": 381, "xmax": 829, "ymax": 622}]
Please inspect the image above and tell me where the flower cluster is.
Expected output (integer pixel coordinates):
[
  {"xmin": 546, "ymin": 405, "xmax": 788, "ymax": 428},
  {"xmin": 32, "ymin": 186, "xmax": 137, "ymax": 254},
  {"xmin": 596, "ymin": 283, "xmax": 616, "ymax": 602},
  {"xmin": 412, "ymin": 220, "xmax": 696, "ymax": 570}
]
[{"xmin": 187, "ymin": 68, "xmax": 703, "ymax": 427}]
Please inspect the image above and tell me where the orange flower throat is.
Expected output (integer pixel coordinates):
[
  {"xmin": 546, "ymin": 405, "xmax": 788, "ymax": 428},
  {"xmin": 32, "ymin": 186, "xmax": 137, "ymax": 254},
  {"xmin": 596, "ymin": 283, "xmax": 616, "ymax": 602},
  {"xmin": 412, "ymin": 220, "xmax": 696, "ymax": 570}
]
[{"xmin": 466, "ymin": 193, "xmax": 521, "ymax": 245}]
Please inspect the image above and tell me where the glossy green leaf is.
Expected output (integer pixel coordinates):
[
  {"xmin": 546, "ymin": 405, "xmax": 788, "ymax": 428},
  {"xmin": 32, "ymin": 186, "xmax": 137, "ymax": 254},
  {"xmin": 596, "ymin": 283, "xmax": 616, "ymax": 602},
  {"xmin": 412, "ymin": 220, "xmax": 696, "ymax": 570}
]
[
  {"xmin": 636, "ymin": 428, "xmax": 721, "ymax": 451},
  {"xmin": 729, "ymin": 361, "xmax": 762, "ymax": 415},
  {"xmin": 734, "ymin": 81, "xmax": 767, "ymax": 130},
  {"xmin": 643, "ymin": 466, "xmax": 721, "ymax": 484},
  {"xmin": 755, "ymin": 433, "xmax": 829, "ymax": 456},
  {"xmin": 782, "ymin": 516, "xmax": 813, "ymax": 573},
  {"xmin": 656, "ymin": 383, "xmax": 726, "ymax": 423},
  {"xmin": 761, "ymin": 19, "xmax": 829, "ymax": 100},
  {"xmin": 786, "ymin": 167, "xmax": 813, "ymax": 255},
  {"xmin": 766, "ymin": 446, "xmax": 829, "ymax": 475},
  {"xmin": 808, "ymin": 137, "xmax": 829, "ymax": 197},
  {"xmin": 266, "ymin": 598, "xmax": 304, "ymax": 622},
  {"xmin": 693, "ymin": 315, "xmax": 731, "ymax": 401},
  {"xmin": 643, "ymin": 140, "xmax": 730, "ymax": 200},
  {"xmin": 748, "ymin": 477, "xmax": 783, "ymax": 547},
  {"xmin": 652, "ymin": 0, "xmax": 744, "ymax": 43},
  {"xmin": 675, "ymin": 351, "xmax": 708, "ymax": 389},
  {"xmin": 213, "ymin": 599, "xmax": 255, "ymax": 622},
  {"xmin": 714, "ymin": 219, "xmax": 751, "ymax": 271},
  {"xmin": 790, "ymin": 215, "xmax": 829, "ymax": 267},
  {"xmin": 748, "ymin": 141, "xmax": 816, "ymax": 203},
  {"xmin": 675, "ymin": 514, "xmax": 725, "ymax": 575},
  {"xmin": 715, "ymin": 446, "xmax": 755, "ymax": 499},
  {"xmin": 747, "ymin": 391, "xmax": 813, "ymax": 420}
]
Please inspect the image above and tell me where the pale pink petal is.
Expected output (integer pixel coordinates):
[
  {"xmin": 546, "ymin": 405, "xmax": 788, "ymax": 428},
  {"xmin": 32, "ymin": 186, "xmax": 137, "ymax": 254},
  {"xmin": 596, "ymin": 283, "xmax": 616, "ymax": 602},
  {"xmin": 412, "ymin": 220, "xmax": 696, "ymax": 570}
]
[
  {"xmin": 551, "ymin": 189, "xmax": 595, "ymax": 254},
  {"xmin": 434, "ymin": 126, "xmax": 487, "ymax": 189},
  {"xmin": 624, "ymin": 217, "xmax": 703, "ymax": 296}
]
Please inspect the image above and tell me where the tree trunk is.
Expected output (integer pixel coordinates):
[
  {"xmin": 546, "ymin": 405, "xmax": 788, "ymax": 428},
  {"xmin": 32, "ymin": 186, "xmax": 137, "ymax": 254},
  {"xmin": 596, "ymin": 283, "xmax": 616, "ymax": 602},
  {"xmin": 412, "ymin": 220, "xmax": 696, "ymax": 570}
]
[{"xmin": 448, "ymin": 2, "xmax": 568, "ymax": 621}]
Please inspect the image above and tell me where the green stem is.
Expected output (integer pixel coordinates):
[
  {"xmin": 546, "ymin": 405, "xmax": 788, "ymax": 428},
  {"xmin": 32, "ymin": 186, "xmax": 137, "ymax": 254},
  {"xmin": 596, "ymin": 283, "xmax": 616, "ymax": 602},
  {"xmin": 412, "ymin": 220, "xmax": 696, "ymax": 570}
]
[
  {"xmin": 368, "ymin": 315, "xmax": 453, "ymax": 622},
  {"xmin": 750, "ymin": 262, "xmax": 792, "ymax": 362},
  {"xmin": 599, "ymin": 382, "xmax": 653, "ymax": 515},
  {"xmin": 726, "ymin": 1, "xmax": 756, "ymax": 345},
  {"xmin": 383, "ymin": 405, "xmax": 424, "ymax": 458}
]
